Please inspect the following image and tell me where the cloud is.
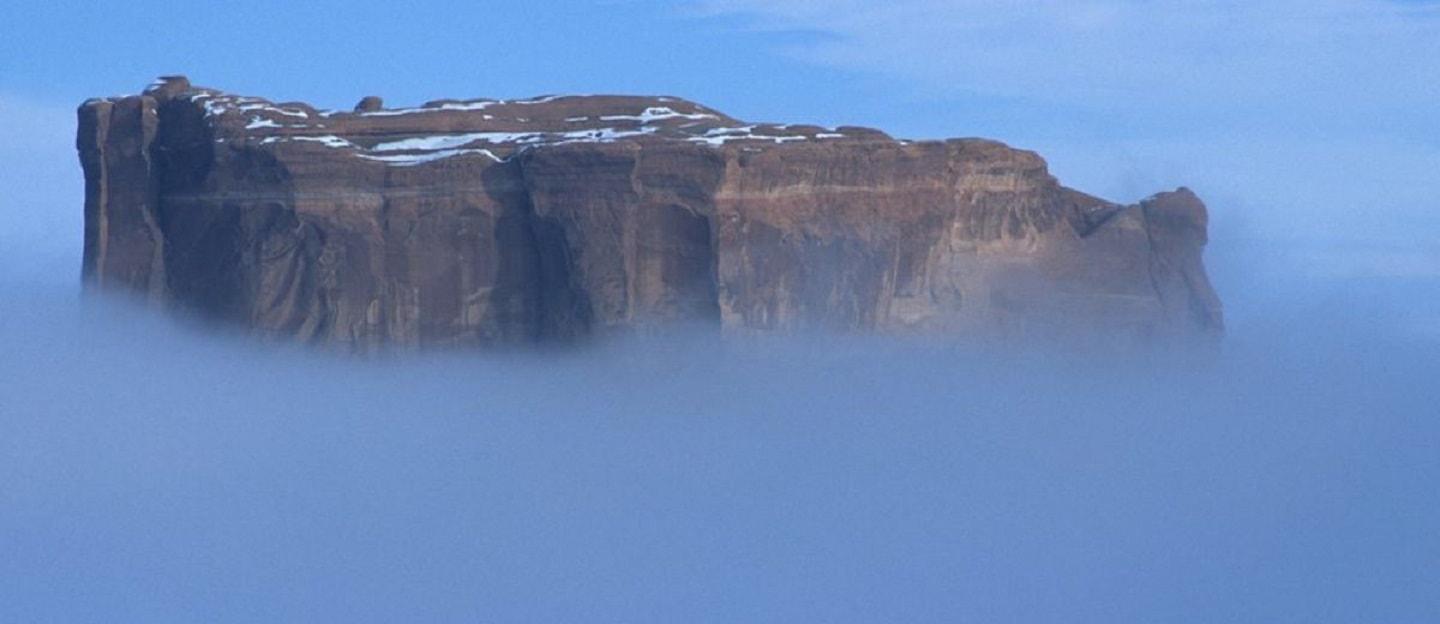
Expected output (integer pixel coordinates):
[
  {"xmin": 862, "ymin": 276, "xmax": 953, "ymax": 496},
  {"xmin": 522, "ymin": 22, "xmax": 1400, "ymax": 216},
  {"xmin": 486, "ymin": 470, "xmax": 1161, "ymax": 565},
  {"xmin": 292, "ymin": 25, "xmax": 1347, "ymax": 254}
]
[
  {"xmin": 2, "ymin": 282, "xmax": 1439, "ymax": 621},
  {"xmin": 2, "ymin": 13, "xmax": 1438, "ymax": 618}
]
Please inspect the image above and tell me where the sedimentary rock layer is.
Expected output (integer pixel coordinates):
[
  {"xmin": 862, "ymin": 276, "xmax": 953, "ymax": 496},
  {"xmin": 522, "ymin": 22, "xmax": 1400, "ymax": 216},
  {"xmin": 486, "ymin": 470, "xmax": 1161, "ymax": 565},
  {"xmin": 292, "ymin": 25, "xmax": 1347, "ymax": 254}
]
[{"xmin": 77, "ymin": 76, "xmax": 1222, "ymax": 349}]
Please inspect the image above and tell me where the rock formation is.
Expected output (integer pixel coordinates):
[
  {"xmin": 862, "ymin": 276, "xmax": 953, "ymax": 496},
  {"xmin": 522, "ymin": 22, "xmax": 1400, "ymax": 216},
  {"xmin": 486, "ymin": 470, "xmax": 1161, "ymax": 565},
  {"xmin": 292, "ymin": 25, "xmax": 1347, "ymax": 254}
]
[{"xmin": 77, "ymin": 76, "xmax": 1223, "ymax": 349}]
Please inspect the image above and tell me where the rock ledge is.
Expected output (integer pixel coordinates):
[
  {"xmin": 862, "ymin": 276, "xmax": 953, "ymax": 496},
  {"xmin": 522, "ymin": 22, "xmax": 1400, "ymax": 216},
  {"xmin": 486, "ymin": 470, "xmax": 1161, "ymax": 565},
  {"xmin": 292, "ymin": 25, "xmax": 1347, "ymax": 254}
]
[{"xmin": 77, "ymin": 76, "xmax": 1223, "ymax": 348}]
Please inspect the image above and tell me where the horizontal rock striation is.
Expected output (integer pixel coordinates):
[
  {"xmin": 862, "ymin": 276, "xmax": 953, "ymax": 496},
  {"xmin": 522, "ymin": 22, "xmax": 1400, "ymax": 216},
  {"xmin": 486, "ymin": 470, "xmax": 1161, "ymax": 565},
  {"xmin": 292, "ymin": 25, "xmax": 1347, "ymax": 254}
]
[{"xmin": 77, "ymin": 76, "xmax": 1222, "ymax": 349}]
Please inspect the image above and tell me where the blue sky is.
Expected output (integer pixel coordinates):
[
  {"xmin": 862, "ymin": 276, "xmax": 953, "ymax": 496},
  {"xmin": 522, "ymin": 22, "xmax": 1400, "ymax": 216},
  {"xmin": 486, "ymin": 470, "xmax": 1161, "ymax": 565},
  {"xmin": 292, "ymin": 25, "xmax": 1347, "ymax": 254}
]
[
  {"xmin": 2, "ymin": 0, "xmax": 1439, "ymax": 282},
  {"xmin": 3, "ymin": 4, "xmax": 1440, "ymax": 621}
]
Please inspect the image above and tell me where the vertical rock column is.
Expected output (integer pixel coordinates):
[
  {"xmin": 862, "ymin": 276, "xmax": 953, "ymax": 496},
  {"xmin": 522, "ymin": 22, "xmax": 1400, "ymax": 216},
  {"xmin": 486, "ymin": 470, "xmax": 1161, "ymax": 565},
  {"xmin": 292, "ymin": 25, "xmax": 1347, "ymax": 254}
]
[
  {"xmin": 77, "ymin": 95, "xmax": 166, "ymax": 300},
  {"xmin": 1139, "ymin": 188, "xmax": 1225, "ymax": 336}
]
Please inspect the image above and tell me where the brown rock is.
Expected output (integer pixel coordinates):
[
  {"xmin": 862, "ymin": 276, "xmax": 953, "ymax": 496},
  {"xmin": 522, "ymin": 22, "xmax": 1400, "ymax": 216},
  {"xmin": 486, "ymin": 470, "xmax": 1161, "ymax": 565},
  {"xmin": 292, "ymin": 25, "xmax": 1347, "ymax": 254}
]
[
  {"xmin": 75, "ymin": 78, "xmax": 1224, "ymax": 349},
  {"xmin": 354, "ymin": 96, "xmax": 383, "ymax": 113},
  {"xmin": 141, "ymin": 75, "xmax": 190, "ymax": 100}
]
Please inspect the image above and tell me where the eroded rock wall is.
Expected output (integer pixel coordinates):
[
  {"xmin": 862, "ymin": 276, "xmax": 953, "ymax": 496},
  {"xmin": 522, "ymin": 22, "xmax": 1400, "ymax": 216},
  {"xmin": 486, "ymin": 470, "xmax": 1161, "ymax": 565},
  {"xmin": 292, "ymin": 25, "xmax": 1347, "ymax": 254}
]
[{"xmin": 77, "ymin": 77, "xmax": 1223, "ymax": 349}]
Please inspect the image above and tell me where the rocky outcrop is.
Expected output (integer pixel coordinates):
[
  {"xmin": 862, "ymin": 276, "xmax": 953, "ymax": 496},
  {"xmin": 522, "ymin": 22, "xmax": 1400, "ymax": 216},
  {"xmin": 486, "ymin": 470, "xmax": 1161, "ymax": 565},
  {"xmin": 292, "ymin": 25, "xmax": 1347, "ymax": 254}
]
[{"xmin": 77, "ymin": 76, "xmax": 1222, "ymax": 349}]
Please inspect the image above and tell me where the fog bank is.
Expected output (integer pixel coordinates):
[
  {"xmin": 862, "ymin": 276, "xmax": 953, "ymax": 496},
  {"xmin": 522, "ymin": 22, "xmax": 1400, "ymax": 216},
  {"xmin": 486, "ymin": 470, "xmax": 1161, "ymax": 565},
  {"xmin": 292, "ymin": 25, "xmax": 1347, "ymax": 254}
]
[{"xmin": 2, "ymin": 257, "xmax": 1437, "ymax": 622}]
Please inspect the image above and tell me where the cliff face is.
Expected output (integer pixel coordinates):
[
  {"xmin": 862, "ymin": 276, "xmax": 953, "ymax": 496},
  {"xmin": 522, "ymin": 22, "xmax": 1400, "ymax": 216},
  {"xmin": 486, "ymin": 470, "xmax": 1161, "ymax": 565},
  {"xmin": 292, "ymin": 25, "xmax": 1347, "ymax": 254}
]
[{"xmin": 77, "ymin": 76, "xmax": 1222, "ymax": 349}]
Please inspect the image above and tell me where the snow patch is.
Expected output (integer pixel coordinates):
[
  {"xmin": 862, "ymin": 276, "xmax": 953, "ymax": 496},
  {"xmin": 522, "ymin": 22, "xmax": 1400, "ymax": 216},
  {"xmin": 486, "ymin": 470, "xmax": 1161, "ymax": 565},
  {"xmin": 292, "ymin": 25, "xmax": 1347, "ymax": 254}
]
[
  {"xmin": 687, "ymin": 126, "xmax": 809, "ymax": 146},
  {"xmin": 190, "ymin": 94, "xmax": 231, "ymax": 117},
  {"xmin": 369, "ymin": 126, "xmax": 658, "ymax": 152},
  {"xmin": 599, "ymin": 107, "xmax": 717, "ymax": 123},
  {"xmin": 349, "ymin": 95, "xmax": 570, "ymax": 117},
  {"xmin": 189, "ymin": 93, "xmax": 311, "ymax": 121},
  {"xmin": 260, "ymin": 135, "xmax": 358, "ymax": 149},
  {"xmin": 371, "ymin": 134, "xmax": 496, "ymax": 152},
  {"xmin": 357, "ymin": 148, "xmax": 503, "ymax": 166},
  {"xmin": 238, "ymin": 103, "xmax": 309, "ymax": 118},
  {"xmin": 550, "ymin": 126, "xmax": 659, "ymax": 144},
  {"xmin": 510, "ymin": 95, "xmax": 565, "ymax": 105},
  {"xmin": 356, "ymin": 100, "xmax": 498, "ymax": 116}
]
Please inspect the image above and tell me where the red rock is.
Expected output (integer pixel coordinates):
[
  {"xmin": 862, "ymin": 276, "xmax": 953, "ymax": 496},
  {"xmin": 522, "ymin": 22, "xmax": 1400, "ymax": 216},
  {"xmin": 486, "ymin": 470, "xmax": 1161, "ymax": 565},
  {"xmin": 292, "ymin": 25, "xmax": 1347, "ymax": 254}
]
[
  {"xmin": 353, "ymin": 96, "xmax": 383, "ymax": 113},
  {"xmin": 76, "ymin": 77, "xmax": 1223, "ymax": 349}
]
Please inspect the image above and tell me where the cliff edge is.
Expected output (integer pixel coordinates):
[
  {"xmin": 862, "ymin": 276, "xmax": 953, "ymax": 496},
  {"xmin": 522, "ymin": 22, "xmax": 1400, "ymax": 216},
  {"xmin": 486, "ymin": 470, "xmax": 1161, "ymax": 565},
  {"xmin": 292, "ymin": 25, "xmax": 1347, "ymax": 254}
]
[{"xmin": 78, "ymin": 76, "xmax": 1223, "ymax": 348}]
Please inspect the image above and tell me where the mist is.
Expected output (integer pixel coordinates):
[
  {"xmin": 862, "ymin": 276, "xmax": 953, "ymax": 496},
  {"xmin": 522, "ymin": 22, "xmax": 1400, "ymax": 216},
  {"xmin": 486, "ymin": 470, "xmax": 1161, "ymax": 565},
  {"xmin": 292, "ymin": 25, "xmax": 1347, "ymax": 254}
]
[
  {"xmin": 2, "ymin": 231, "xmax": 1438, "ymax": 622},
  {"xmin": 4, "ymin": 2, "xmax": 1440, "ymax": 618}
]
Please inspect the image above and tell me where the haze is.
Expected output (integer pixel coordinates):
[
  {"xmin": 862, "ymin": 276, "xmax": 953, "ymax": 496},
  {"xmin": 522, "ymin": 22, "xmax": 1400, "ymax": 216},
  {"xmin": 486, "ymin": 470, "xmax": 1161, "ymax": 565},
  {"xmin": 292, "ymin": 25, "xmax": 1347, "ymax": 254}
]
[{"xmin": 2, "ymin": 1, "xmax": 1438, "ymax": 621}]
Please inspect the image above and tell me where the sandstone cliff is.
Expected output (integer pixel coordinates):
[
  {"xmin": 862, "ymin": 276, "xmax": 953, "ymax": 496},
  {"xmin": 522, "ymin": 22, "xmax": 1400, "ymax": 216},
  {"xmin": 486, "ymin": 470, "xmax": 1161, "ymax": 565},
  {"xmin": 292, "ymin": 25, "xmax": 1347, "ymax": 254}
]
[{"xmin": 77, "ymin": 76, "xmax": 1222, "ymax": 349}]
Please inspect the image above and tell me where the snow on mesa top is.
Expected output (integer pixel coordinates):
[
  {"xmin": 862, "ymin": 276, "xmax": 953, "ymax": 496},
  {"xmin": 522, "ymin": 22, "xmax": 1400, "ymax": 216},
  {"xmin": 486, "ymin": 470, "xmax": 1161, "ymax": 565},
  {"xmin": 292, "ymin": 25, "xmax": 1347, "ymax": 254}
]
[
  {"xmin": 77, "ymin": 75, "xmax": 1223, "ymax": 349},
  {"xmin": 121, "ymin": 76, "xmax": 886, "ymax": 168}
]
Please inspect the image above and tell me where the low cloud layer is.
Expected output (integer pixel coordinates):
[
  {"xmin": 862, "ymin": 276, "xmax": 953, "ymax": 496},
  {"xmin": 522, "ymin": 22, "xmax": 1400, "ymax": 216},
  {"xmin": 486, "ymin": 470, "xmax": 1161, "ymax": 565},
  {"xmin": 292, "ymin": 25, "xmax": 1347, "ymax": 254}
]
[
  {"xmin": 3, "ymin": 9, "xmax": 1438, "ymax": 616},
  {"xmin": 2, "ymin": 259, "xmax": 1438, "ymax": 621}
]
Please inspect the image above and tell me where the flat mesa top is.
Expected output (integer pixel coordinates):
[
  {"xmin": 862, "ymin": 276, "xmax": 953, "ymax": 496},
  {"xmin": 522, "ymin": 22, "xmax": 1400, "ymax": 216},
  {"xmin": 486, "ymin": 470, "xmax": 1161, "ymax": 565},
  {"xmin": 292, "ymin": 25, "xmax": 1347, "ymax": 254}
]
[{"xmin": 94, "ymin": 75, "xmax": 898, "ymax": 168}]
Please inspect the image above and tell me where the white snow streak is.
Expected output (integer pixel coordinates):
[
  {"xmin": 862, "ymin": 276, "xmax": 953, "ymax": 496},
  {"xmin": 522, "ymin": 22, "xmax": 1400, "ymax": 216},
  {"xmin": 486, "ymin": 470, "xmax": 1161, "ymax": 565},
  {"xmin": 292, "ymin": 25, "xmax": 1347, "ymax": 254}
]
[
  {"xmin": 599, "ymin": 107, "xmax": 718, "ymax": 123},
  {"xmin": 356, "ymin": 148, "xmax": 503, "ymax": 166},
  {"xmin": 260, "ymin": 135, "xmax": 358, "ymax": 149}
]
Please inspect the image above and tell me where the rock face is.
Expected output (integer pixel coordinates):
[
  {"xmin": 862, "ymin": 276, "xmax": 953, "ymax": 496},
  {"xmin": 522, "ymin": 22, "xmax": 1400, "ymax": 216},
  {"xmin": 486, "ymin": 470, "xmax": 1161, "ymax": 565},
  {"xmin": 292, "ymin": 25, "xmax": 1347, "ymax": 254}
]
[{"xmin": 77, "ymin": 76, "xmax": 1223, "ymax": 349}]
